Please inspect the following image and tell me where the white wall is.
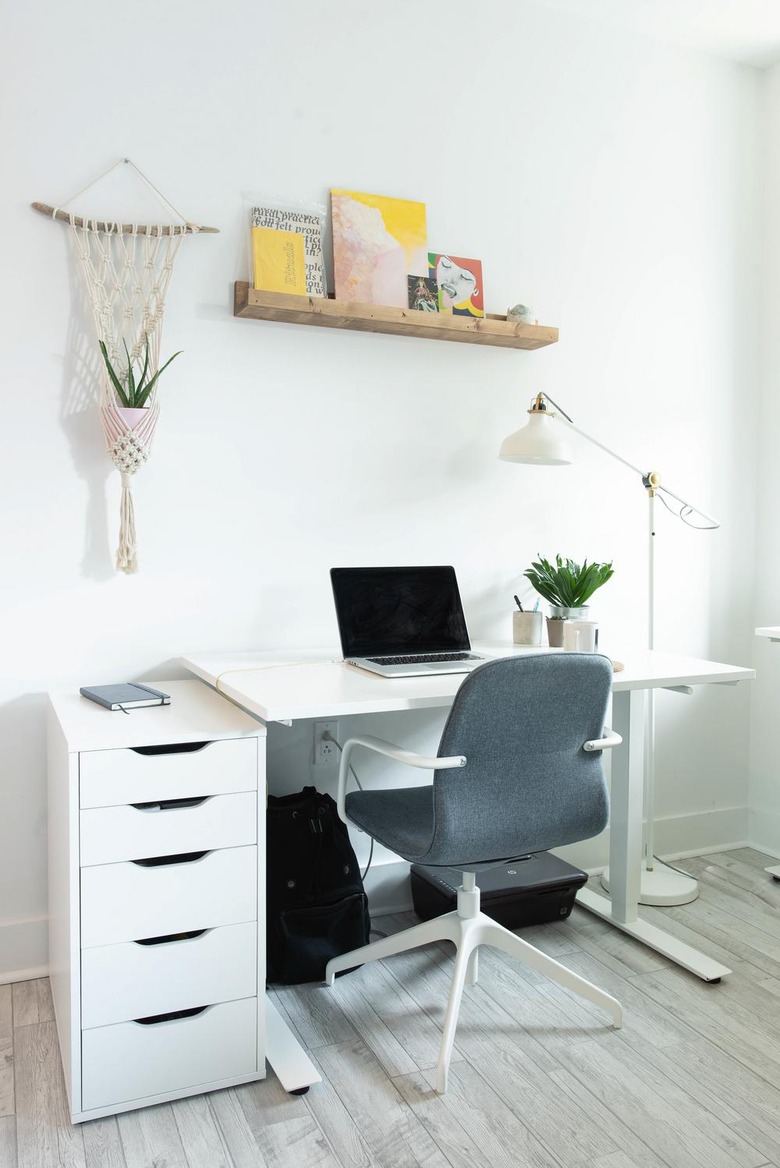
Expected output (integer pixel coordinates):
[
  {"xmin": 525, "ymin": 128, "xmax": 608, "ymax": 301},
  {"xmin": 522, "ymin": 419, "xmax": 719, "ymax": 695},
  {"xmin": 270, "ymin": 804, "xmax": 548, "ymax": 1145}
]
[
  {"xmin": 0, "ymin": 0, "xmax": 761, "ymax": 976},
  {"xmin": 749, "ymin": 61, "xmax": 780, "ymax": 855}
]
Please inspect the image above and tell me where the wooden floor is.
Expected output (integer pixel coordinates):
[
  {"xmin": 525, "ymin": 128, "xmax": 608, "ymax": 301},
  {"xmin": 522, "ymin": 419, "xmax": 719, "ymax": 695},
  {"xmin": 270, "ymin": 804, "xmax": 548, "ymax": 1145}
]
[{"xmin": 4, "ymin": 848, "xmax": 780, "ymax": 1167}]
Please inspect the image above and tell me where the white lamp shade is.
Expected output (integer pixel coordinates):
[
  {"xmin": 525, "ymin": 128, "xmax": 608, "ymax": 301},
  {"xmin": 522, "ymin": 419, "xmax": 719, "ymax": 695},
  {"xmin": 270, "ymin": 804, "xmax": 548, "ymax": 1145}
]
[{"xmin": 498, "ymin": 410, "xmax": 572, "ymax": 465}]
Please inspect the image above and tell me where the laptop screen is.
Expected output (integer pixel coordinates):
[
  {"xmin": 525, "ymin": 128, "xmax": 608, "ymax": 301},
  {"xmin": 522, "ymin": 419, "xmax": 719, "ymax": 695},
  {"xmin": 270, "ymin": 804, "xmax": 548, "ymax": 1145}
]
[{"xmin": 330, "ymin": 566, "xmax": 472, "ymax": 658}]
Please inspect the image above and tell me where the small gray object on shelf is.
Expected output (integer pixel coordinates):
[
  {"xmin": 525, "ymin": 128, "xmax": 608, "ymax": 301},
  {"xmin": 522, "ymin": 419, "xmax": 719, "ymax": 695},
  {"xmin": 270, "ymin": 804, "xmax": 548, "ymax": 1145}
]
[{"xmin": 507, "ymin": 303, "xmax": 535, "ymax": 324}]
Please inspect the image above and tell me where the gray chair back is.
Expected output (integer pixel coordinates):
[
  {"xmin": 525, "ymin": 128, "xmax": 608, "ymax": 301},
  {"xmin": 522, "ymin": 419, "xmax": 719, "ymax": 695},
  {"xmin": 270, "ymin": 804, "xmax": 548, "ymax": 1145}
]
[{"xmin": 424, "ymin": 653, "xmax": 612, "ymax": 867}]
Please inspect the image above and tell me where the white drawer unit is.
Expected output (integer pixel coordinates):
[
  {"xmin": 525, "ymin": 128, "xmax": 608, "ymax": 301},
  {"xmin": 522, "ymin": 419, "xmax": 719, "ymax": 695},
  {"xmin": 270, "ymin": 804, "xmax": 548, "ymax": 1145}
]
[{"xmin": 47, "ymin": 679, "xmax": 268, "ymax": 1123}]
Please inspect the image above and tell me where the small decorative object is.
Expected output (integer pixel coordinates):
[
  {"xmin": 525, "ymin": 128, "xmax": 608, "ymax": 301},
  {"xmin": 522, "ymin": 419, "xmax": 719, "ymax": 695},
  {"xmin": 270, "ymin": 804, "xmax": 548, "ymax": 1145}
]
[
  {"xmin": 507, "ymin": 303, "xmax": 535, "ymax": 324},
  {"xmin": 251, "ymin": 204, "xmax": 325, "ymax": 296},
  {"xmin": 32, "ymin": 157, "xmax": 218, "ymax": 573},
  {"xmin": 428, "ymin": 253, "xmax": 484, "ymax": 317},
  {"xmin": 523, "ymin": 554, "xmax": 614, "ymax": 647},
  {"xmin": 408, "ymin": 275, "xmax": 439, "ymax": 312},
  {"xmin": 331, "ymin": 189, "xmax": 428, "ymax": 308}
]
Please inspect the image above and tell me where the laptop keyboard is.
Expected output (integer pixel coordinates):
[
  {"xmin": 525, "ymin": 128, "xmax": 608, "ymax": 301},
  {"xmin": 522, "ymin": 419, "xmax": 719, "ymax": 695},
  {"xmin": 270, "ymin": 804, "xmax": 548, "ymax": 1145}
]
[{"xmin": 366, "ymin": 652, "xmax": 481, "ymax": 665}]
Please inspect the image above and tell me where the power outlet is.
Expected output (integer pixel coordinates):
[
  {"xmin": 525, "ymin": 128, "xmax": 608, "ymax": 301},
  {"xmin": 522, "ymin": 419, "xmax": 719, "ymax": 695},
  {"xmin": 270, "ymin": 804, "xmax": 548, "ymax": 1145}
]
[{"xmin": 313, "ymin": 720, "xmax": 340, "ymax": 767}]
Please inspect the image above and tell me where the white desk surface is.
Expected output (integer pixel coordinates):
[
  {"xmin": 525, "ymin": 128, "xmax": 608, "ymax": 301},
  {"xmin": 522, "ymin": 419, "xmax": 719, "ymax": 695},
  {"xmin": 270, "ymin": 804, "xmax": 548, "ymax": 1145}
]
[{"xmin": 179, "ymin": 646, "xmax": 755, "ymax": 725}]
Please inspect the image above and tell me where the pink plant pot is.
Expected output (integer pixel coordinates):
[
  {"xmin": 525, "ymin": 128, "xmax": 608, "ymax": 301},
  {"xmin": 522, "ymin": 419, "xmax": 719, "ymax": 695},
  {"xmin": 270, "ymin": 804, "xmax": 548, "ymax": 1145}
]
[{"xmin": 117, "ymin": 407, "xmax": 148, "ymax": 430}]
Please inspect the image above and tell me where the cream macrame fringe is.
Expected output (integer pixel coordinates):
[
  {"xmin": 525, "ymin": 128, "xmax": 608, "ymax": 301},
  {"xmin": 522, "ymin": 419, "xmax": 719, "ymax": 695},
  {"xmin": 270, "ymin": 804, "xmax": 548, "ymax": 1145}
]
[{"xmin": 117, "ymin": 473, "xmax": 138, "ymax": 574}]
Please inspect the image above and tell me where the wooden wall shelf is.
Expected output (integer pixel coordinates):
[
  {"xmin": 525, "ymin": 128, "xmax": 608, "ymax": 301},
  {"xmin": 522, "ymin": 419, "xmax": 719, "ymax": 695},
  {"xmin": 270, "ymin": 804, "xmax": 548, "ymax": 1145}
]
[{"xmin": 233, "ymin": 283, "xmax": 558, "ymax": 350}]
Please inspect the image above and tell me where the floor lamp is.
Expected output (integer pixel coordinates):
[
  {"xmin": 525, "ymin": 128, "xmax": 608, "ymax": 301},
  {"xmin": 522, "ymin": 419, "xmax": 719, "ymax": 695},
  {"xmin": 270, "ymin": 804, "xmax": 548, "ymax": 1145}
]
[{"xmin": 499, "ymin": 391, "xmax": 719, "ymax": 906}]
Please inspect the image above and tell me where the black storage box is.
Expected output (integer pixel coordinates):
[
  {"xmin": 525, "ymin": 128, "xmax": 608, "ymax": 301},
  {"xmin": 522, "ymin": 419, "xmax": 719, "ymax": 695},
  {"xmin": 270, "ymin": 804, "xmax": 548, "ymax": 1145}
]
[{"xmin": 410, "ymin": 852, "xmax": 588, "ymax": 929}]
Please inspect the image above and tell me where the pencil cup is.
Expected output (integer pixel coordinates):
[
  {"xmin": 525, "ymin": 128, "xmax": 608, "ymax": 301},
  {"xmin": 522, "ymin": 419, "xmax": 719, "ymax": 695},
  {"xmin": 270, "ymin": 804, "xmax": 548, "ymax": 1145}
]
[{"xmin": 513, "ymin": 610, "xmax": 543, "ymax": 646}]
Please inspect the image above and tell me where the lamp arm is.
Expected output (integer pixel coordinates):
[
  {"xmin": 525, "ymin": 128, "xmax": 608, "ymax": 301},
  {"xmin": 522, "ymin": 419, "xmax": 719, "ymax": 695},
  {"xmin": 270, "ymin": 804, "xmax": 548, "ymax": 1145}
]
[{"xmin": 540, "ymin": 394, "xmax": 720, "ymax": 529}]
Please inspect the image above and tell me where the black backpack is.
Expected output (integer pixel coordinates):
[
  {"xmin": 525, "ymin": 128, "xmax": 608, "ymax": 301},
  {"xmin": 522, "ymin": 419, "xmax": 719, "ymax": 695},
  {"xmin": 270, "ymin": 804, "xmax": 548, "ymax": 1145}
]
[{"xmin": 266, "ymin": 786, "xmax": 371, "ymax": 985}]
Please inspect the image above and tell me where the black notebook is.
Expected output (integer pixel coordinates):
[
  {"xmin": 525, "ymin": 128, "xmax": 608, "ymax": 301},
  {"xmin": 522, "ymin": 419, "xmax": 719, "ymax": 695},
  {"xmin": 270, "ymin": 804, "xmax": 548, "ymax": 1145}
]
[{"xmin": 79, "ymin": 683, "xmax": 171, "ymax": 711}]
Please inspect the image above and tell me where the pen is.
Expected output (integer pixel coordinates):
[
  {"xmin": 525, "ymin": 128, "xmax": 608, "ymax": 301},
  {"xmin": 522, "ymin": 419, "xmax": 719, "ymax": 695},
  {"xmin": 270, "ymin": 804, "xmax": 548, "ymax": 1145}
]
[
  {"xmin": 514, "ymin": 595, "xmax": 523, "ymax": 611},
  {"xmin": 533, "ymin": 599, "xmax": 539, "ymax": 612}
]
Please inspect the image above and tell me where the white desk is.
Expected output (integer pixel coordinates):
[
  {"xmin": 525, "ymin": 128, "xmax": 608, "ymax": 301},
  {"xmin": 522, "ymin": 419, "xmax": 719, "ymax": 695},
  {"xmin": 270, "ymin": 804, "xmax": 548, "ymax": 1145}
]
[
  {"xmin": 181, "ymin": 646, "xmax": 754, "ymax": 982},
  {"xmin": 755, "ymin": 627, "xmax": 780, "ymax": 880}
]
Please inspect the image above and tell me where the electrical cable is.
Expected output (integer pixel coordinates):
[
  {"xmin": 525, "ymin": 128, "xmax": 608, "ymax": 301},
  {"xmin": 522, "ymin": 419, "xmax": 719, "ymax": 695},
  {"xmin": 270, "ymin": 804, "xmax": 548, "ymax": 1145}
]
[
  {"xmin": 321, "ymin": 730, "xmax": 375, "ymax": 882},
  {"xmin": 322, "ymin": 730, "xmax": 388, "ymax": 938},
  {"xmin": 649, "ymin": 854, "xmax": 696, "ymax": 879},
  {"xmin": 656, "ymin": 489, "xmax": 718, "ymax": 530}
]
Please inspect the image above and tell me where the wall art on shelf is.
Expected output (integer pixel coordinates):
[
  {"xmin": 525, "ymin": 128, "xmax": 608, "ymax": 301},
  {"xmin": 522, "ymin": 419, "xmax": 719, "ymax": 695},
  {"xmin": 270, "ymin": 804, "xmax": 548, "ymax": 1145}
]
[
  {"xmin": 428, "ymin": 253, "xmax": 484, "ymax": 317},
  {"xmin": 251, "ymin": 205, "xmax": 325, "ymax": 297},
  {"xmin": 407, "ymin": 275, "xmax": 439, "ymax": 312},
  {"xmin": 331, "ymin": 189, "xmax": 428, "ymax": 309}
]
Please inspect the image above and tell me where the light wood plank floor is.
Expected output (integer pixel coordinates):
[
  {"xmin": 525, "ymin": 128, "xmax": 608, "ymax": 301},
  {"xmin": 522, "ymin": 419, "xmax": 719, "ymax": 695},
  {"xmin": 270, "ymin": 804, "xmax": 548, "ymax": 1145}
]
[{"xmin": 4, "ymin": 848, "xmax": 780, "ymax": 1168}]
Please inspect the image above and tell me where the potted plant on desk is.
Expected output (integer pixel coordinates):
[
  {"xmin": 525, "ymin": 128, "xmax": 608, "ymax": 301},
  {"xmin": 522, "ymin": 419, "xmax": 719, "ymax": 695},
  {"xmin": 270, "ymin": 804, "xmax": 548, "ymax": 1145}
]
[{"xmin": 524, "ymin": 554, "xmax": 614, "ymax": 647}]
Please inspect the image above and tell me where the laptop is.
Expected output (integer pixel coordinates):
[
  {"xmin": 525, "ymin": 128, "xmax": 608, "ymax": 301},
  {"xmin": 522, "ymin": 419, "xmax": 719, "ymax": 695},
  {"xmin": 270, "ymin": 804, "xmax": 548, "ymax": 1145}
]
[{"xmin": 330, "ymin": 565, "xmax": 490, "ymax": 678}]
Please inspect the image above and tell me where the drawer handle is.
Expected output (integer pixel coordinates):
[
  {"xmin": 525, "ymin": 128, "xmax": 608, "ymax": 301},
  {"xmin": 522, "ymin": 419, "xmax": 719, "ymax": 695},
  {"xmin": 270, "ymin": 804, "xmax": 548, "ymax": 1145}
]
[
  {"xmin": 131, "ymin": 741, "xmax": 210, "ymax": 756},
  {"xmin": 134, "ymin": 1004, "xmax": 209, "ymax": 1026},
  {"xmin": 130, "ymin": 796, "xmax": 209, "ymax": 812},
  {"xmin": 134, "ymin": 929, "xmax": 208, "ymax": 947},
  {"xmin": 131, "ymin": 850, "xmax": 210, "ymax": 867}
]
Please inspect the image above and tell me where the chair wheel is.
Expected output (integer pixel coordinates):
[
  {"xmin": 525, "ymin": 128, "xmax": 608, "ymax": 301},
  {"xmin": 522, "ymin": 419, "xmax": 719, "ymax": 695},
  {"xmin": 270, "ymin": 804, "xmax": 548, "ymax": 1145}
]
[{"xmin": 289, "ymin": 1085, "xmax": 310, "ymax": 1095}]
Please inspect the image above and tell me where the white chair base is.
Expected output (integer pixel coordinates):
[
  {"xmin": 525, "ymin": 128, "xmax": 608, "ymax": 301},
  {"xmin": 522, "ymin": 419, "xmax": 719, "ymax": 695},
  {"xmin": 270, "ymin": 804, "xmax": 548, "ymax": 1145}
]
[{"xmin": 325, "ymin": 879, "xmax": 622, "ymax": 1094}]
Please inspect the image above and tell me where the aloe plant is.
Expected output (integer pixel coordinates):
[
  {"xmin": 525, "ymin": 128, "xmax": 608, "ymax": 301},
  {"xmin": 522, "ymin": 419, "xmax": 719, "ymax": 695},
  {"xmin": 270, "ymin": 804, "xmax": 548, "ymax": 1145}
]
[
  {"xmin": 523, "ymin": 554, "xmax": 614, "ymax": 609},
  {"xmin": 99, "ymin": 336, "xmax": 181, "ymax": 409}
]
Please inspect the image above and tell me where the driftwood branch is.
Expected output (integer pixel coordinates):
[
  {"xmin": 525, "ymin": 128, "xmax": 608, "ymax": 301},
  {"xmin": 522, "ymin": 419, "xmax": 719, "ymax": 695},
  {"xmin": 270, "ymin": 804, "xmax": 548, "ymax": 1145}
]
[{"xmin": 31, "ymin": 202, "xmax": 219, "ymax": 235}]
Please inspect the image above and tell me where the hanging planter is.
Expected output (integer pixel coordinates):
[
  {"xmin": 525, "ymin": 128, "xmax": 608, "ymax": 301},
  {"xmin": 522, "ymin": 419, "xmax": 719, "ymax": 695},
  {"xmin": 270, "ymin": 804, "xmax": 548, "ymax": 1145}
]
[
  {"xmin": 32, "ymin": 157, "xmax": 218, "ymax": 573},
  {"xmin": 97, "ymin": 337, "xmax": 181, "ymax": 572}
]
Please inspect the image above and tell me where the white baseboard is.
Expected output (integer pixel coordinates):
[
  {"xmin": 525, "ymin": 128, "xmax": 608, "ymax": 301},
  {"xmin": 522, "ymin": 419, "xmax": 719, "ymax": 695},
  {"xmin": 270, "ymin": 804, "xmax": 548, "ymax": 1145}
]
[
  {"xmin": 748, "ymin": 807, "xmax": 780, "ymax": 860},
  {"xmin": 363, "ymin": 861, "xmax": 411, "ymax": 915},
  {"xmin": 650, "ymin": 807, "xmax": 749, "ymax": 859},
  {"xmin": 0, "ymin": 916, "xmax": 48, "ymax": 983},
  {"xmin": 0, "ymin": 966, "xmax": 49, "ymax": 986}
]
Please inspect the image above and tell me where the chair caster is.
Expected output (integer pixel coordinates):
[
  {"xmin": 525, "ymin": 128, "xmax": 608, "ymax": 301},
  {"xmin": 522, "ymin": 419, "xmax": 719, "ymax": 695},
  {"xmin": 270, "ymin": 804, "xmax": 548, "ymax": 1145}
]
[{"xmin": 289, "ymin": 1085, "xmax": 310, "ymax": 1095}]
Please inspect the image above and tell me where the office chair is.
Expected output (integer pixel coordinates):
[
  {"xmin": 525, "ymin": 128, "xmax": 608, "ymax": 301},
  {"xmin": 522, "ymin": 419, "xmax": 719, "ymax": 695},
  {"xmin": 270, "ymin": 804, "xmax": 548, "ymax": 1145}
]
[{"xmin": 325, "ymin": 653, "xmax": 623, "ymax": 1093}]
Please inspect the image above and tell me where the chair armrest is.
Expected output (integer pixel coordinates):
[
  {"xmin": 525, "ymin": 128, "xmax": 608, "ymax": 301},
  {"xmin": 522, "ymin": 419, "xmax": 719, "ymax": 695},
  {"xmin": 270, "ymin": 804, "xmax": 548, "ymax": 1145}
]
[
  {"xmin": 336, "ymin": 734, "xmax": 466, "ymax": 823},
  {"xmin": 583, "ymin": 727, "xmax": 622, "ymax": 752}
]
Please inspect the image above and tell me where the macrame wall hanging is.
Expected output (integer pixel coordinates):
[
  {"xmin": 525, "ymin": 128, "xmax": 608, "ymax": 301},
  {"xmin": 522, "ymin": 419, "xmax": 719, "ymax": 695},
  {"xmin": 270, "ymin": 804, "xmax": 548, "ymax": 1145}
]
[{"xmin": 33, "ymin": 158, "xmax": 218, "ymax": 573}]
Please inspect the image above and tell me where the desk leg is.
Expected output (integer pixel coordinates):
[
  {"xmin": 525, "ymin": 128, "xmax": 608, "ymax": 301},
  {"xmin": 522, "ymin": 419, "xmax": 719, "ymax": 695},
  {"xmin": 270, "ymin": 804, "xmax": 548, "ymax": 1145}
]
[
  {"xmin": 265, "ymin": 995, "xmax": 322, "ymax": 1093},
  {"xmin": 576, "ymin": 689, "xmax": 731, "ymax": 982},
  {"xmin": 605, "ymin": 689, "xmax": 643, "ymax": 923}
]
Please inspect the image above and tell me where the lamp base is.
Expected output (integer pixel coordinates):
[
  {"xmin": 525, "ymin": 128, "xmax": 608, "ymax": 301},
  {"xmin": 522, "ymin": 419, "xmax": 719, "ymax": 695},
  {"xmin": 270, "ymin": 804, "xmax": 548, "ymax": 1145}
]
[{"xmin": 601, "ymin": 860, "xmax": 699, "ymax": 906}]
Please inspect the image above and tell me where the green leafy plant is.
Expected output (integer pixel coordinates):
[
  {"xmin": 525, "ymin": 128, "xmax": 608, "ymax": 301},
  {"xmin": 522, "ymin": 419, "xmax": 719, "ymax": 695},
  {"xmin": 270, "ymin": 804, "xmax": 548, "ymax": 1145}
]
[
  {"xmin": 99, "ymin": 336, "xmax": 181, "ymax": 409},
  {"xmin": 524, "ymin": 554, "xmax": 614, "ymax": 610}
]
